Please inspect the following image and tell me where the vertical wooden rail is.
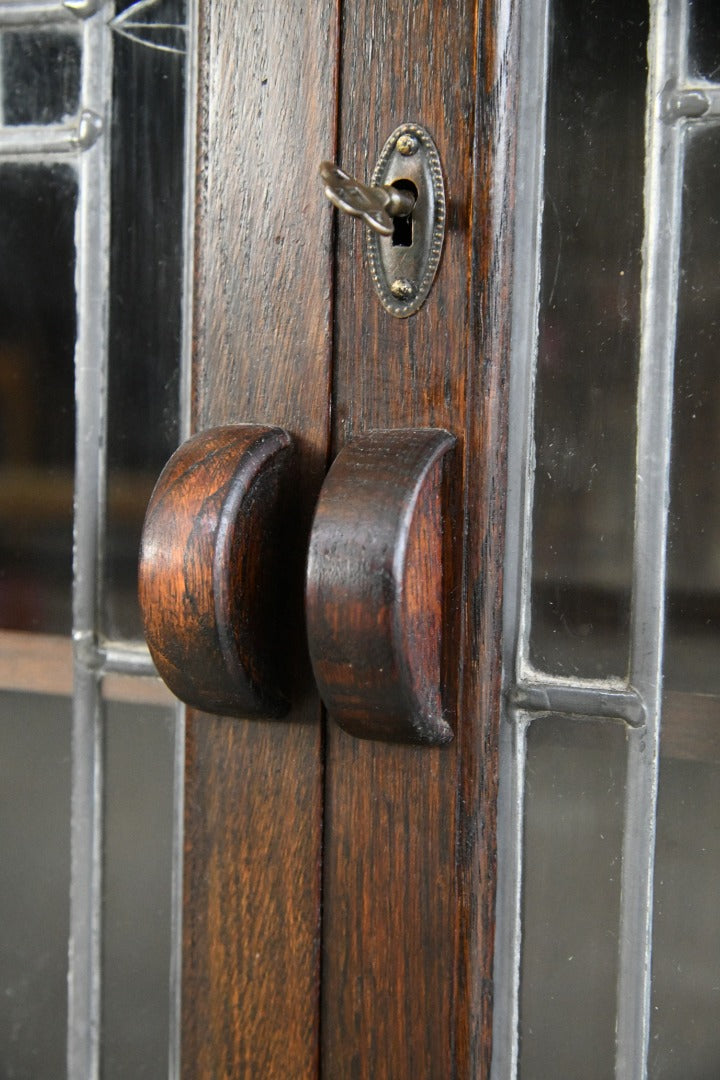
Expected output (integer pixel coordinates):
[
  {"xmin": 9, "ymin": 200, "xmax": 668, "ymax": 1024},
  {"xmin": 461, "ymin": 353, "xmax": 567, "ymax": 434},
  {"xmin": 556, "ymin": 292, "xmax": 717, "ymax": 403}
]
[
  {"xmin": 457, "ymin": 2, "xmax": 520, "ymax": 1074},
  {"xmin": 324, "ymin": 0, "xmax": 472, "ymax": 1065},
  {"xmin": 182, "ymin": 3, "xmax": 338, "ymax": 1076},
  {"xmin": 322, "ymin": 0, "xmax": 519, "ymax": 1076}
]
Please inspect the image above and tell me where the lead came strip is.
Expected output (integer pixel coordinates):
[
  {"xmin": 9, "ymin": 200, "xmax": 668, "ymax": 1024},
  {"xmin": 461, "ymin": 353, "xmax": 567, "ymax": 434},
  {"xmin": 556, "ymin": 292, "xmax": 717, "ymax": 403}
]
[
  {"xmin": 491, "ymin": 0, "xmax": 550, "ymax": 1074},
  {"xmin": 0, "ymin": 1, "xmax": 102, "ymax": 27},
  {"xmin": 68, "ymin": 5, "xmax": 112, "ymax": 1078},
  {"xmin": 495, "ymin": 0, "xmax": 693, "ymax": 1077},
  {"xmin": 0, "ymin": 110, "xmax": 102, "ymax": 157},
  {"xmin": 615, "ymin": 3, "xmax": 686, "ymax": 1075}
]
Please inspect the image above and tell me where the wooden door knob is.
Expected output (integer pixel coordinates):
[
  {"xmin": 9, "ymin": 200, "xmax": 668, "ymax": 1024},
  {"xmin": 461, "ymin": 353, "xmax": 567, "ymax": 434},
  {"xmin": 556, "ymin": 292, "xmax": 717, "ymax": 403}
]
[
  {"xmin": 305, "ymin": 429, "xmax": 457, "ymax": 745},
  {"xmin": 139, "ymin": 425, "xmax": 294, "ymax": 718}
]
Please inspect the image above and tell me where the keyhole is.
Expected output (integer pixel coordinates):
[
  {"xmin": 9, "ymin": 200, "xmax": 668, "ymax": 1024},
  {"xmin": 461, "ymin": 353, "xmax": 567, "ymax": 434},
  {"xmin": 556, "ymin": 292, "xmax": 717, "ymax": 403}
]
[{"xmin": 391, "ymin": 179, "xmax": 418, "ymax": 247}]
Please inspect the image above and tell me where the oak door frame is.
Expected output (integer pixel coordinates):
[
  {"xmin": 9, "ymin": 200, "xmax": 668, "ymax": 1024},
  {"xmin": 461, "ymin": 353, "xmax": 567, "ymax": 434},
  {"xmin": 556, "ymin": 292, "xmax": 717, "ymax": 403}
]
[{"xmin": 182, "ymin": 2, "xmax": 519, "ymax": 1076}]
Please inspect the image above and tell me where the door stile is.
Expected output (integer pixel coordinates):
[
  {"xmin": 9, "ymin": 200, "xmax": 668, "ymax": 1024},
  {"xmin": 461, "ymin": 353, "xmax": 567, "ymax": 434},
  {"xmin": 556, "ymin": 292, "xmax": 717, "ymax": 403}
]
[
  {"xmin": 182, "ymin": 2, "xmax": 339, "ymax": 1076},
  {"xmin": 454, "ymin": 2, "xmax": 520, "ymax": 1075},
  {"xmin": 320, "ymin": 1, "xmax": 512, "ymax": 1075}
]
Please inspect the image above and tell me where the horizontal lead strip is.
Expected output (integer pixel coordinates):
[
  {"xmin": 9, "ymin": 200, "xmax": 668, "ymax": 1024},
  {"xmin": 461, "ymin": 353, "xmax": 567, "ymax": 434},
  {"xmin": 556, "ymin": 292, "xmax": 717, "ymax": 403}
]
[
  {"xmin": 72, "ymin": 630, "xmax": 159, "ymax": 679},
  {"xmin": 0, "ymin": 0, "xmax": 100, "ymax": 26},
  {"xmin": 101, "ymin": 640, "xmax": 158, "ymax": 678},
  {"xmin": 0, "ymin": 109, "xmax": 102, "ymax": 156},
  {"xmin": 507, "ymin": 679, "xmax": 646, "ymax": 727},
  {"xmin": 663, "ymin": 82, "xmax": 720, "ymax": 121}
]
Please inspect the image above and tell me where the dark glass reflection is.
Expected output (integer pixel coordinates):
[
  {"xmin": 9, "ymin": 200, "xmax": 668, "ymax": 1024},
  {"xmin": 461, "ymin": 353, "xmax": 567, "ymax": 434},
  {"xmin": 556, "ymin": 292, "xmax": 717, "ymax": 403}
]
[
  {"xmin": 651, "ymin": 748, "xmax": 720, "ymax": 1080},
  {"xmin": 664, "ymin": 128, "xmax": 720, "ymax": 695},
  {"xmin": 688, "ymin": 0, "xmax": 720, "ymax": 80},
  {"xmin": 650, "ymin": 128, "xmax": 720, "ymax": 1079},
  {"xmin": 104, "ymin": 0, "xmax": 186, "ymax": 639},
  {"xmin": 529, "ymin": 0, "xmax": 648, "ymax": 677},
  {"xmin": 0, "ymin": 165, "xmax": 77, "ymax": 634},
  {"xmin": 519, "ymin": 716, "xmax": 627, "ymax": 1080},
  {"xmin": 0, "ymin": 691, "xmax": 71, "ymax": 1080},
  {"xmin": 102, "ymin": 691, "xmax": 176, "ymax": 1080},
  {"xmin": 2, "ymin": 31, "xmax": 81, "ymax": 125}
]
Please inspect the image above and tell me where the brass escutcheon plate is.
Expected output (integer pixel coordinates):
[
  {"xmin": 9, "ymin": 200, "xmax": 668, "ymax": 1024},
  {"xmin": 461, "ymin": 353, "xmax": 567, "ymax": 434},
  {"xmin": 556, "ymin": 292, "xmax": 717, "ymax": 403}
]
[{"xmin": 367, "ymin": 122, "xmax": 446, "ymax": 318}]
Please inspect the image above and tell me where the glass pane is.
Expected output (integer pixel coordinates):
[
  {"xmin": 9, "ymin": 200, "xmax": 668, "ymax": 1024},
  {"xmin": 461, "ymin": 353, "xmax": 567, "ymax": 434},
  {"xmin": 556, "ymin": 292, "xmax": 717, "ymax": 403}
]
[
  {"xmin": 650, "ymin": 128, "xmax": 720, "ymax": 1079},
  {"xmin": 101, "ymin": 682, "xmax": 177, "ymax": 1079},
  {"xmin": 1, "ymin": 31, "xmax": 81, "ymax": 126},
  {"xmin": 528, "ymin": 0, "xmax": 648, "ymax": 678},
  {"xmin": 650, "ymin": 731, "xmax": 720, "ymax": 1080},
  {"xmin": 665, "ymin": 129, "xmax": 720, "ymax": 696},
  {"xmin": 688, "ymin": 0, "xmax": 720, "ymax": 81},
  {"xmin": 0, "ymin": 689, "xmax": 71, "ymax": 1079},
  {"xmin": 104, "ymin": 0, "xmax": 187, "ymax": 640},
  {"xmin": 519, "ymin": 715, "xmax": 627, "ymax": 1078},
  {"xmin": 0, "ymin": 164, "xmax": 77, "ymax": 634}
]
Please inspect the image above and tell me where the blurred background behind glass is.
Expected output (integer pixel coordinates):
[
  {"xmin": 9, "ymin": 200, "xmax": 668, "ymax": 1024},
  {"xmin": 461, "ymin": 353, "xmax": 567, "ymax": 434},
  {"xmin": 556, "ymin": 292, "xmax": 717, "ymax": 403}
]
[{"xmin": 0, "ymin": 4, "xmax": 186, "ymax": 1074}]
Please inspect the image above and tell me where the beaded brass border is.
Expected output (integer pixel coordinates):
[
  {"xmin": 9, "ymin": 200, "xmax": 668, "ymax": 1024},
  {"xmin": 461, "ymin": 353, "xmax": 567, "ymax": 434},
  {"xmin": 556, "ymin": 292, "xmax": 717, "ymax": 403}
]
[{"xmin": 367, "ymin": 122, "xmax": 446, "ymax": 318}]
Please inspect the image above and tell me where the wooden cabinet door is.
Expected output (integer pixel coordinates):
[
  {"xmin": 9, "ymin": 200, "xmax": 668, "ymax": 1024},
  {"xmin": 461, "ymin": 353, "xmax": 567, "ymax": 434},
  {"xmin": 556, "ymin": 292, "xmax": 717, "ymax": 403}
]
[{"xmin": 181, "ymin": 3, "xmax": 517, "ymax": 1076}]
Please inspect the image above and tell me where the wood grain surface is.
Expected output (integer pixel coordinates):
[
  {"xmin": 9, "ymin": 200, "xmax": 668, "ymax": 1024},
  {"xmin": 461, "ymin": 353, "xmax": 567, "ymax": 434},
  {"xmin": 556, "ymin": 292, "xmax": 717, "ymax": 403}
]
[
  {"xmin": 139, "ymin": 425, "xmax": 293, "ymax": 718},
  {"xmin": 321, "ymin": 0, "xmax": 518, "ymax": 1076},
  {"xmin": 182, "ymin": 1, "xmax": 338, "ymax": 1075},
  {"xmin": 183, "ymin": 0, "xmax": 518, "ymax": 1074},
  {"xmin": 455, "ymin": 4, "xmax": 520, "ymax": 1073},
  {"xmin": 306, "ymin": 428, "xmax": 456, "ymax": 744}
]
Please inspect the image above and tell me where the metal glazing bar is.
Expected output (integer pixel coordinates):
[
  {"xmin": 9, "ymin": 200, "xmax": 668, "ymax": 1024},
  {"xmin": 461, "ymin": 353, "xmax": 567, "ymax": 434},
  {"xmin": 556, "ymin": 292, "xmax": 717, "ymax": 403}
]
[
  {"xmin": 68, "ymin": 664, "xmax": 103, "ymax": 1080},
  {"xmin": 169, "ymin": 0, "xmax": 197, "ymax": 1073},
  {"xmin": 179, "ymin": 0, "xmax": 196, "ymax": 450},
  {"xmin": 68, "ymin": 5, "xmax": 112, "ymax": 1079},
  {"xmin": 663, "ymin": 82, "xmax": 720, "ymax": 122},
  {"xmin": 615, "ymin": 3, "xmax": 686, "ymax": 1077},
  {"xmin": 0, "ymin": 111, "xmax": 103, "ymax": 157},
  {"xmin": 491, "ymin": 713, "xmax": 530, "ymax": 1080},
  {"xmin": 168, "ymin": 695, "xmax": 185, "ymax": 1080},
  {"xmin": 508, "ymin": 680, "xmax": 646, "ymax": 727},
  {"xmin": 74, "ymin": 635, "xmax": 159, "ymax": 678},
  {"xmin": 501, "ymin": 7, "xmax": 548, "ymax": 690},
  {"xmin": 101, "ymin": 640, "xmax": 157, "ymax": 676},
  {"xmin": 491, "ymin": 0, "xmax": 550, "ymax": 1076},
  {"xmin": 0, "ymin": 0, "xmax": 101, "ymax": 25}
]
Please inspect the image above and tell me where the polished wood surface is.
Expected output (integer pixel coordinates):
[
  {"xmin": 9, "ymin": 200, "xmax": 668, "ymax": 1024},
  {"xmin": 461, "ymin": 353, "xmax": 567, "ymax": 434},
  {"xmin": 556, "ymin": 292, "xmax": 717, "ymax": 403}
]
[
  {"xmin": 184, "ymin": 0, "xmax": 517, "ymax": 1074},
  {"xmin": 306, "ymin": 428, "xmax": 456, "ymax": 744},
  {"xmin": 454, "ymin": 5, "xmax": 521, "ymax": 1072},
  {"xmin": 182, "ymin": 1, "xmax": 338, "ymax": 1075},
  {"xmin": 139, "ymin": 425, "xmax": 293, "ymax": 718},
  {"xmin": 321, "ymin": 1, "xmax": 518, "ymax": 1075},
  {"xmin": 325, "ymin": 0, "xmax": 469, "ymax": 1062}
]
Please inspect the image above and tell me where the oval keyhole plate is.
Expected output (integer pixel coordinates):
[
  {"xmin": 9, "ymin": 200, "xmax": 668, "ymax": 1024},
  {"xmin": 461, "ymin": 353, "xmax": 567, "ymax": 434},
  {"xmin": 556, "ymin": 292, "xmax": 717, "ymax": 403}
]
[{"xmin": 367, "ymin": 122, "xmax": 446, "ymax": 318}]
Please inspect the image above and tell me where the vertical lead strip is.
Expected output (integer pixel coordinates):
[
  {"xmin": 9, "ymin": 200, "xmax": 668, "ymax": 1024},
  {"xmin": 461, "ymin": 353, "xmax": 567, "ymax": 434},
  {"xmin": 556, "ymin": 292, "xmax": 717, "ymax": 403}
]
[
  {"xmin": 68, "ymin": 666, "xmax": 103, "ymax": 1079},
  {"xmin": 168, "ymin": 0, "xmax": 198, "ymax": 1075},
  {"xmin": 491, "ymin": 1, "xmax": 550, "ymax": 1076},
  {"xmin": 497, "ymin": 2, "xmax": 687, "ymax": 1076},
  {"xmin": 68, "ymin": 6, "xmax": 112, "ymax": 1079},
  {"xmin": 167, "ymin": 697, "xmax": 185, "ymax": 1080},
  {"xmin": 0, "ymin": 37, "xmax": 4, "ymax": 127},
  {"xmin": 615, "ymin": 3, "xmax": 686, "ymax": 1078},
  {"xmin": 491, "ymin": 715, "xmax": 530, "ymax": 1080}
]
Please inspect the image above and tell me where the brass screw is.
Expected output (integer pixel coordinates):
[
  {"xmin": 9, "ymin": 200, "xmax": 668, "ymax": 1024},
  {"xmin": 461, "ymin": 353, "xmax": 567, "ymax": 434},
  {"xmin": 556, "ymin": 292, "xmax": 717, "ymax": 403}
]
[
  {"xmin": 390, "ymin": 278, "xmax": 416, "ymax": 301},
  {"xmin": 396, "ymin": 134, "xmax": 418, "ymax": 156}
]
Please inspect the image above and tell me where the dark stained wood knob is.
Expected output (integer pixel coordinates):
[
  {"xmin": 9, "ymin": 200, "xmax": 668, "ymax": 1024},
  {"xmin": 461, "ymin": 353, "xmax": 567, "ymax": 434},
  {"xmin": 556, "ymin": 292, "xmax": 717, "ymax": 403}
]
[
  {"xmin": 139, "ymin": 425, "xmax": 295, "ymax": 718},
  {"xmin": 305, "ymin": 428, "xmax": 458, "ymax": 745}
]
